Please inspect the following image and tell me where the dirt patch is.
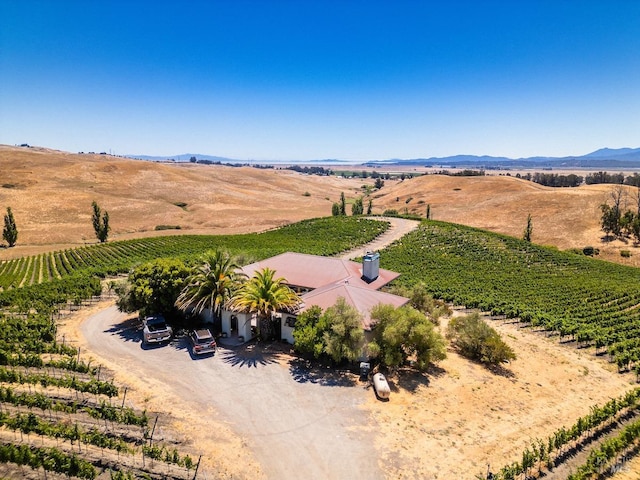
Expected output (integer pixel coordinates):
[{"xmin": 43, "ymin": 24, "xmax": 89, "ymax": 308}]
[
  {"xmin": 60, "ymin": 301, "xmax": 637, "ymax": 478},
  {"xmin": 363, "ymin": 314, "xmax": 633, "ymax": 479},
  {"xmin": 55, "ymin": 299, "xmax": 264, "ymax": 479}
]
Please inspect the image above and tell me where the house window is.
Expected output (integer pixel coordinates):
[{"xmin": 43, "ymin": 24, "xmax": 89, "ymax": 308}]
[{"xmin": 285, "ymin": 316, "xmax": 297, "ymax": 328}]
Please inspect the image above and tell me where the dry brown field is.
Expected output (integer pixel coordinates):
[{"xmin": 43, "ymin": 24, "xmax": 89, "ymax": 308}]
[{"xmin": 2, "ymin": 144, "xmax": 640, "ymax": 266}]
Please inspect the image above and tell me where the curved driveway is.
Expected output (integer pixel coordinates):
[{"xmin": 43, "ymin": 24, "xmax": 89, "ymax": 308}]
[
  {"xmin": 340, "ymin": 216, "xmax": 420, "ymax": 260},
  {"xmin": 81, "ymin": 307, "xmax": 382, "ymax": 480},
  {"xmin": 79, "ymin": 217, "xmax": 419, "ymax": 479}
]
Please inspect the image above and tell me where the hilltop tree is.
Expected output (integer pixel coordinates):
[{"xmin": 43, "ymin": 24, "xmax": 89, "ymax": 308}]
[
  {"xmin": 523, "ymin": 214, "xmax": 533, "ymax": 242},
  {"xmin": 351, "ymin": 196, "xmax": 364, "ymax": 216},
  {"xmin": 339, "ymin": 192, "xmax": 346, "ymax": 216},
  {"xmin": 600, "ymin": 185, "xmax": 627, "ymax": 237},
  {"xmin": 91, "ymin": 201, "xmax": 110, "ymax": 243},
  {"xmin": 2, "ymin": 207, "xmax": 18, "ymax": 247}
]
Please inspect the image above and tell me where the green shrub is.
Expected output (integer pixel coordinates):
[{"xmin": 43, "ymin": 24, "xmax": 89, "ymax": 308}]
[
  {"xmin": 446, "ymin": 313, "xmax": 516, "ymax": 365},
  {"xmin": 154, "ymin": 225, "xmax": 181, "ymax": 231},
  {"xmin": 621, "ymin": 250, "xmax": 631, "ymax": 258}
]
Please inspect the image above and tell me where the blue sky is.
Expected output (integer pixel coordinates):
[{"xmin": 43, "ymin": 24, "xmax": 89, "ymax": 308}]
[{"xmin": 1, "ymin": 0, "xmax": 638, "ymax": 160}]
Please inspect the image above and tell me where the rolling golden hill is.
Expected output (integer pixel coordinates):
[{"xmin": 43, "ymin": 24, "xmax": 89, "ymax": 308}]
[
  {"xmin": 0, "ymin": 145, "xmax": 367, "ymax": 258},
  {"xmin": 1, "ymin": 145, "xmax": 638, "ymax": 266}
]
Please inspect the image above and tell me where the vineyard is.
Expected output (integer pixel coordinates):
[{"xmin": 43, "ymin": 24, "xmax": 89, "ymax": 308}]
[
  {"xmin": 0, "ymin": 304, "xmax": 198, "ymax": 480},
  {"xmin": 0, "ymin": 217, "xmax": 388, "ymax": 291},
  {"xmin": 0, "ymin": 217, "xmax": 389, "ymax": 479},
  {"xmin": 489, "ymin": 388, "xmax": 640, "ymax": 479},
  {"xmin": 381, "ymin": 220, "xmax": 640, "ymax": 375}
]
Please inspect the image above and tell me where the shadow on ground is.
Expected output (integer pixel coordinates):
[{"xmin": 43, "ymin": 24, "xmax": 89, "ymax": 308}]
[
  {"xmin": 104, "ymin": 316, "xmax": 141, "ymax": 343},
  {"xmin": 288, "ymin": 357, "xmax": 357, "ymax": 387},
  {"xmin": 384, "ymin": 364, "xmax": 446, "ymax": 393},
  {"xmin": 486, "ymin": 363, "xmax": 516, "ymax": 379},
  {"xmin": 218, "ymin": 342, "xmax": 281, "ymax": 368}
]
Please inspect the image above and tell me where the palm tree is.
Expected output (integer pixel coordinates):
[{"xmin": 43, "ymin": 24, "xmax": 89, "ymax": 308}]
[
  {"xmin": 231, "ymin": 267, "xmax": 300, "ymax": 340},
  {"xmin": 176, "ymin": 250, "xmax": 245, "ymax": 329}
]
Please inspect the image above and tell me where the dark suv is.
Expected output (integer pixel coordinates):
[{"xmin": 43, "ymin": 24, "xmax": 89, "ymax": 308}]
[{"xmin": 188, "ymin": 328, "xmax": 217, "ymax": 355}]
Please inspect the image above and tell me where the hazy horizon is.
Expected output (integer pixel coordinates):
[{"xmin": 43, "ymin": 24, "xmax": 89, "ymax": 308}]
[{"xmin": 1, "ymin": 1, "xmax": 639, "ymax": 161}]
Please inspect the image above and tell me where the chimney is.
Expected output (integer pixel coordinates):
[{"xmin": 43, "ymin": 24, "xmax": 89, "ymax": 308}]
[{"xmin": 362, "ymin": 251, "xmax": 380, "ymax": 283}]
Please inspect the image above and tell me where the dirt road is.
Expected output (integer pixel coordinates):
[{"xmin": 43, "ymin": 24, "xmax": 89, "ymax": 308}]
[
  {"xmin": 340, "ymin": 216, "xmax": 420, "ymax": 260},
  {"xmin": 80, "ymin": 306, "xmax": 382, "ymax": 480}
]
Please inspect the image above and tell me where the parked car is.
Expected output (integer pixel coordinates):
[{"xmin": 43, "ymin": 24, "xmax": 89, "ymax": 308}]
[
  {"xmin": 142, "ymin": 315, "xmax": 173, "ymax": 345},
  {"xmin": 189, "ymin": 328, "xmax": 217, "ymax": 355}
]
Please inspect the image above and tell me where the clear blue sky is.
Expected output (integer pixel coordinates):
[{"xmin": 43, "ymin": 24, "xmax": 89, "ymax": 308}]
[{"xmin": 1, "ymin": 0, "xmax": 638, "ymax": 160}]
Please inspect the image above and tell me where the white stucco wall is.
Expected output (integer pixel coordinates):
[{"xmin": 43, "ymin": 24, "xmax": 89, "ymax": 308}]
[
  {"xmin": 221, "ymin": 310, "xmax": 254, "ymax": 340},
  {"xmin": 281, "ymin": 314, "xmax": 297, "ymax": 344}
]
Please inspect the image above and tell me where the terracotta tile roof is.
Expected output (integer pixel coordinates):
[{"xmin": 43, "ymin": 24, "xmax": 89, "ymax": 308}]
[
  {"xmin": 240, "ymin": 252, "xmax": 408, "ymax": 330},
  {"xmin": 300, "ymin": 283, "xmax": 409, "ymax": 330},
  {"xmin": 241, "ymin": 252, "xmax": 400, "ymax": 291}
]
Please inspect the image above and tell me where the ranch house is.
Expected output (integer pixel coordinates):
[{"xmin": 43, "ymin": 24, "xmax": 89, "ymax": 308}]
[{"xmin": 218, "ymin": 252, "xmax": 409, "ymax": 343}]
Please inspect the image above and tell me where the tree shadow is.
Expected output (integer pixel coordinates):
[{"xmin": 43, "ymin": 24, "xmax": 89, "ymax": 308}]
[
  {"xmin": 104, "ymin": 315, "xmax": 141, "ymax": 344},
  {"xmin": 486, "ymin": 362, "xmax": 516, "ymax": 379},
  {"xmin": 105, "ymin": 315, "xmax": 183, "ymax": 351},
  {"xmin": 288, "ymin": 357, "xmax": 357, "ymax": 387},
  {"xmin": 218, "ymin": 341, "xmax": 280, "ymax": 368},
  {"xmin": 600, "ymin": 234, "xmax": 616, "ymax": 243},
  {"xmin": 167, "ymin": 335, "xmax": 190, "ymax": 354},
  {"xmin": 393, "ymin": 364, "xmax": 446, "ymax": 393}
]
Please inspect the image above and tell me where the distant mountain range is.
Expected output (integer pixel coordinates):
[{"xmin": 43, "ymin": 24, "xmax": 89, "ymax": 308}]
[
  {"xmin": 127, "ymin": 147, "xmax": 640, "ymax": 169},
  {"xmin": 363, "ymin": 148, "xmax": 640, "ymax": 169}
]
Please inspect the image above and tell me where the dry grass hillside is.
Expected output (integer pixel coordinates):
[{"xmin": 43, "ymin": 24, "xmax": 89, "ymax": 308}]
[
  {"xmin": 1, "ymin": 145, "xmax": 639, "ymax": 266},
  {"xmin": 374, "ymin": 174, "xmax": 640, "ymax": 266},
  {"xmin": 0, "ymin": 145, "xmax": 369, "ymax": 259}
]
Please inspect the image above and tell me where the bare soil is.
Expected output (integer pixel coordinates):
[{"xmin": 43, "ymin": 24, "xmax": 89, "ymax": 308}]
[
  {"xmin": 55, "ymin": 301, "xmax": 638, "ymax": 479},
  {"xmin": 365, "ymin": 313, "xmax": 634, "ymax": 479}
]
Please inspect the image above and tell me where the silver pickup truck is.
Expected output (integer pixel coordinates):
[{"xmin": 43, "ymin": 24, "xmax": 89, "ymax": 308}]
[{"xmin": 142, "ymin": 315, "xmax": 173, "ymax": 345}]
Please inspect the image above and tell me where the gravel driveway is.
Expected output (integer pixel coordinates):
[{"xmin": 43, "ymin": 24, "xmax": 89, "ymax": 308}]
[
  {"xmin": 81, "ymin": 306, "xmax": 383, "ymax": 480},
  {"xmin": 340, "ymin": 217, "xmax": 420, "ymax": 260},
  {"xmin": 78, "ymin": 218, "xmax": 418, "ymax": 478}
]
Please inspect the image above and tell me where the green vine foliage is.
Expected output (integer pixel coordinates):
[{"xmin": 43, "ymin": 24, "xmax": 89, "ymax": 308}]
[
  {"xmin": 0, "ymin": 443, "xmax": 96, "ymax": 479},
  {"xmin": 381, "ymin": 221, "xmax": 640, "ymax": 373}
]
